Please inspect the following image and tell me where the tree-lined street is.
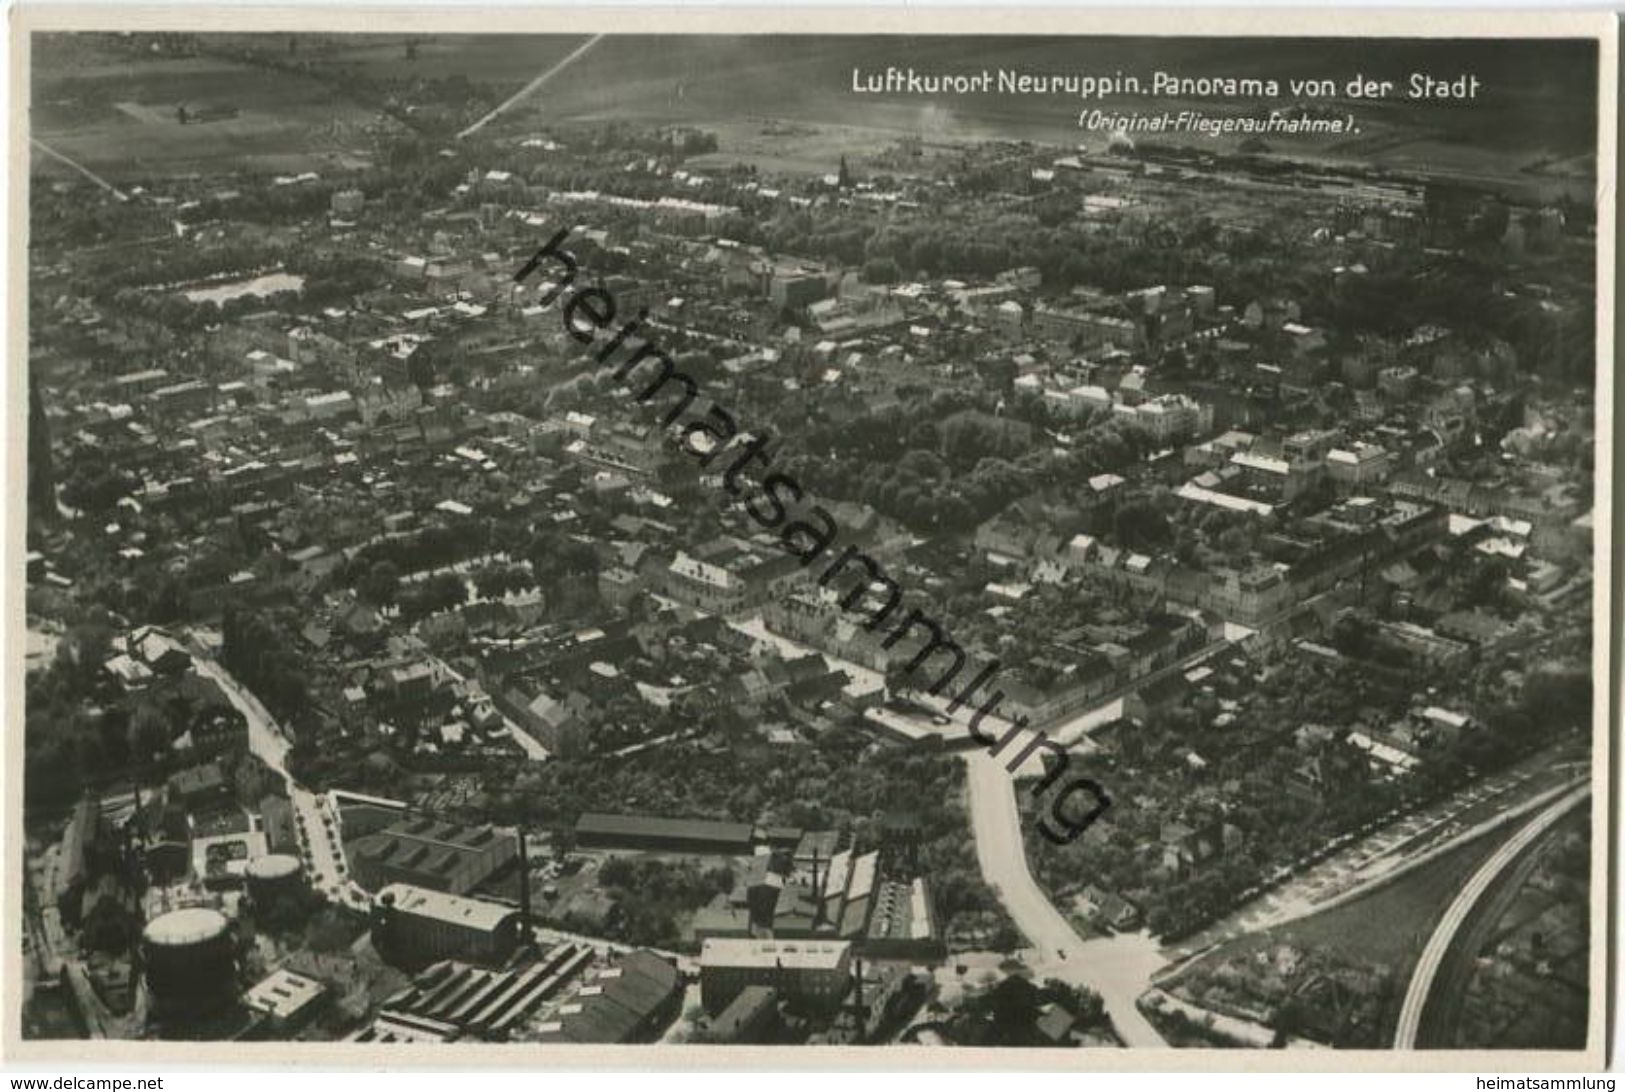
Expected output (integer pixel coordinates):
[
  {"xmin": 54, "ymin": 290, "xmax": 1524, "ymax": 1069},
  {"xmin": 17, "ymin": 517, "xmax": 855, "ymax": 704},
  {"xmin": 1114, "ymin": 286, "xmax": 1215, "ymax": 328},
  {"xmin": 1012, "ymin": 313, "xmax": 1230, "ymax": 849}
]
[{"xmin": 190, "ymin": 638, "xmax": 370, "ymax": 910}]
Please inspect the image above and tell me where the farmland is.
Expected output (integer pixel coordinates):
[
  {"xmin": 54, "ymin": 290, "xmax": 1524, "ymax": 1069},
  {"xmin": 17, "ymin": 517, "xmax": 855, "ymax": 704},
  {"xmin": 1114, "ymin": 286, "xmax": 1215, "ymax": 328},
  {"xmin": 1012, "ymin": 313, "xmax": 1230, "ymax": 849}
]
[
  {"xmin": 30, "ymin": 32, "xmax": 1598, "ymax": 191},
  {"xmin": 31, "ymin": 35, "xmax": 388, "ymax": 178}
]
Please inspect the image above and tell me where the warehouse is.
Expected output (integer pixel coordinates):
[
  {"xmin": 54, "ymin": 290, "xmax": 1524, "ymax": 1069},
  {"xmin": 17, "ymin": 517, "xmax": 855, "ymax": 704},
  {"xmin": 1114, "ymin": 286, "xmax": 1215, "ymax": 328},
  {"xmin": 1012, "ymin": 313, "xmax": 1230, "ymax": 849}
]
[
  {"xmin": 533, "ymin": 950, "xmax": 684, "ymax": 1043},
  {"xmin": 574, "ymin": 812, "xmax": 755, "ymax": 856},
  {"xmin": 369, "ymin": 942, "xmax": 596, "ymax": 1040}
]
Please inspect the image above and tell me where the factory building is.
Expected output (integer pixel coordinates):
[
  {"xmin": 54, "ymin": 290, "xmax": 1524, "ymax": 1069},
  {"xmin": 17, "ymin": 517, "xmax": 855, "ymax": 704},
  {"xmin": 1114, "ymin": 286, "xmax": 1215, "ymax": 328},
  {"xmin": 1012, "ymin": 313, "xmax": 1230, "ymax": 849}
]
[
  {"xmin": 364, "ymin": 942, "xmax": 595, "ymax": 1041},
  {"xmin": 707, "ymin": 831, "xmax": 944, "ymax": 959},
  {"xmin": 351, "ymin": 943, "xmax": 680, "ymax": 1043},
  {"xmin": 532, "ymin": 950, "xmax": 684, "ymax": 1044},
  {"xmin": 350, "ymin": 817, "xmax": 517, "ymax": 895},
  {"xmin": 373, "ymin": 883, "xmax": 523, "ymax": 966},
  {"xmin": 346, "ymin": 1011, "xmax": 463, "ymax": 1044},
  {"xmin": 705, "ymin": 985, "xmax": 781, "ymax": 1044},
  {"xmin": 699, "ymin": 937, "xmax": 851, "ymax": 1015}
]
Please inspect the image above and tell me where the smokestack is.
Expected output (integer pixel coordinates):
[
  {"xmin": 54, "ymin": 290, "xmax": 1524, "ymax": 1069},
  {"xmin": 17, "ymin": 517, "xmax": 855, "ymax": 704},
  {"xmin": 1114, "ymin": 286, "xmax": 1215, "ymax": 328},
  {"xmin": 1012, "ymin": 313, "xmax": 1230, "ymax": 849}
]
[
  {"xmin": 516, "ymin": 826, "xmax": 532, "ymax": 944},
  {"xmin": 811, "ymin": 847, "xmax": 827, "ymax": 929}
]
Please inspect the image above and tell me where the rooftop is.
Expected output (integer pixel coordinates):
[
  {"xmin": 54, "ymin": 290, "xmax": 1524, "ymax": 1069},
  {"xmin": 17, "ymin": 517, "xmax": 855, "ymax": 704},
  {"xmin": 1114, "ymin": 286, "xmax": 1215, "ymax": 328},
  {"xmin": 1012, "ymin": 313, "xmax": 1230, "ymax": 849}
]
[
  {"xmin": 700, "ymin": 937, "xmax": 851, "ymax": 971},
  {"xmin": 244, "ymin": 968, "xmax": 326, "ymax": 1020},
  {"xmin": 575, "ymin": 812, "xmax": 754, "ymax": 844},
  {"xmin": 379, "ymin": 883, "xmax": 519, "ymax": 933}
]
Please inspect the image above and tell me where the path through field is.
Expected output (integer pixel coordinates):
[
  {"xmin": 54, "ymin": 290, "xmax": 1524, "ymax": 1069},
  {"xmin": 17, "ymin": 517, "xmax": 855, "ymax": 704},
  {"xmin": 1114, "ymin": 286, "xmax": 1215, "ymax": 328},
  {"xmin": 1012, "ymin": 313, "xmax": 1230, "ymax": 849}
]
[
  {"xmin": 457, "ymin": 34, "xmax": 606, "ymax": 139},
  {"xmin": 29, "ymin": 137, "xmax": 129, "ymax": 201}
]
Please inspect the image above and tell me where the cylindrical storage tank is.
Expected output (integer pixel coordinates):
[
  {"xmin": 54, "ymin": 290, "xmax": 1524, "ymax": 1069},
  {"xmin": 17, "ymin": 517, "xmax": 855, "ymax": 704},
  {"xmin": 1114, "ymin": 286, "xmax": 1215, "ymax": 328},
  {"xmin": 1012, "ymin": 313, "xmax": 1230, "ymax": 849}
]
[
  {"xmin": 244, "ymin": 853, "xmax": 304, "ymax": 905},
  {"xmin": 141, "ymin": 907, "xmax": 235, "ymax": 1011}
]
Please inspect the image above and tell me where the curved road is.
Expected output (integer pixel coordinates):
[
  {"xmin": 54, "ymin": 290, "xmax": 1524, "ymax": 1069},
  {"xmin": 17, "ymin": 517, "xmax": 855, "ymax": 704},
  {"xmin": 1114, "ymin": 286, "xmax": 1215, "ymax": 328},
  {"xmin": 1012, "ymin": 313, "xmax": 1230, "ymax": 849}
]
[
  {"xmin": 728, "ymin": 615, "xmax": 1173, "ymax": 1044},
  {"xmin": 1392, "ymin": 782, "xmax": 1591, "ymax": 1048},
  {"xmin": 964, "ymin": 751, "xmax": 1168, "ymax": 1047},
  {"xmin": 189, "ymin": 641, "xmax": 372, "ymax": 910}
]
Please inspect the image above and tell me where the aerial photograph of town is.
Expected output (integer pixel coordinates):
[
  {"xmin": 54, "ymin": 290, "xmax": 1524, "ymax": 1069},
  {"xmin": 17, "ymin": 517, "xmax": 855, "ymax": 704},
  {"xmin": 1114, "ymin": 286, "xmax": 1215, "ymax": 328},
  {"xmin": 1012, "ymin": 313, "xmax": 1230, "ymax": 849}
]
[{"xmin": 15, "ymin": 24, "xmax": 1606, "ymax": 1059}]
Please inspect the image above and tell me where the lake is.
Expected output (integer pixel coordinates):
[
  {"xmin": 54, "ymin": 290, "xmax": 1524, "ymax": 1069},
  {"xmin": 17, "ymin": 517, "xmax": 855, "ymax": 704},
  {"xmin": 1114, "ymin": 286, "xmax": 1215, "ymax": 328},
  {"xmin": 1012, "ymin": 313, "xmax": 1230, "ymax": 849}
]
[{"xmin": 183, "ymin": 271, "xmax": 304, "ymax": 304}]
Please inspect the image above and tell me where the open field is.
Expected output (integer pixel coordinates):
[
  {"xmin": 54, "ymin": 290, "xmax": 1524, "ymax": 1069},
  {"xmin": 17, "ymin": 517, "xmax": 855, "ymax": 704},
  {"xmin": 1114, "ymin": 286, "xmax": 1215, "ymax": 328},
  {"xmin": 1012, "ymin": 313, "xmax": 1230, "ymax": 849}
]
[
  {"xmin": 30, "ymin": 35, "xmax": 385, "ymax": 177},
  {"xmin": 31, "ymin": 33, "xmax": 1598, "ymax": 188},
  {"xmin": 209, "ymin": 32, "xmax": 585, "ymax": 85},
  {"xmin": 685, "ymin": 118, "xmax": 942, "ymax": 179}
]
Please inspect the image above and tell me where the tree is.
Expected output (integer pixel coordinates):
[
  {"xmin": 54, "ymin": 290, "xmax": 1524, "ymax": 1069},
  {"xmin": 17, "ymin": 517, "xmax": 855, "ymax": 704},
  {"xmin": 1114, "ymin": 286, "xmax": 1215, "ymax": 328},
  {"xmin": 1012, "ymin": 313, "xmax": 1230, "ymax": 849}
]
[
  {"xmin": 1329, "ymin": 614, "xmax": 1375, "ymax": 659},
  {"xmin": 528, "ymin": 532, "xmax": 598, "ymax": 590},
  {"xmin": 1042, "ymin": 978, "xmax": 1106, "ymax": 1027},
  {"xmin": 1113, "ymin": 499, "xmax": 1172, "ymax": 552},
  {"xmin": 61, "ymin": 462, "xmax": 136, "ymax": 517},
  {"xmin": 420, "ymin": 572, "xmax": 467, "ymax": 612},
  {"xmin": 357, "ymin": 560, "xmax": 401, "ymax": 607},
  {"xmin": 989, "ymin": 920, "xmax": 1024, "ymax": 953},
  {"xmin": 862, "ymin": 256, "xmax": 900, "ymax": 285},
  {"xmin": 28, "ymin": 382, "xmax": 56, "ymax": 524},
  {"xmin": 885, "ymin": 660, "xmax": 917, "ymax": 700},
  {"xmin": 306, "ymin": 906, "xmax": 361, "ymax": 953},
  {"xmin": 24, "ymin": 728, "xmax": 83, "ymax": 809},
  {"xmin": 128, "ymin": 699, "xmax": 172, "ymax": 764},
  {"xmin": 407, "ymin": 346, "xmax": 436, "ymax": 394},
  {"xmin": 254, "ymin": 886, "xmax": 321, "ymax": 937}
]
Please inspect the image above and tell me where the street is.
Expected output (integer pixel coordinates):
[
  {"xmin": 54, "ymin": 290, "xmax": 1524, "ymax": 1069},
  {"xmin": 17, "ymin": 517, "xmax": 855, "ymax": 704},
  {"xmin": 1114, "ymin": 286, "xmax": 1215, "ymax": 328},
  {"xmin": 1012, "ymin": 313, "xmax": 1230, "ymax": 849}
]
[
  {"xmin": 732, "ymin": 611, "xmax": 1173, "ymax": 1045},
  {"xmin": 731, "ymin": 613, "xmax": 1131, "ymax": 777},
  {"xmin": 190, "ymin": 642, "xmax": 372, "ymax": 911},
  {"xmin": 963, "ymin": 750, "xmax": 1169, "ymax": 1047}
]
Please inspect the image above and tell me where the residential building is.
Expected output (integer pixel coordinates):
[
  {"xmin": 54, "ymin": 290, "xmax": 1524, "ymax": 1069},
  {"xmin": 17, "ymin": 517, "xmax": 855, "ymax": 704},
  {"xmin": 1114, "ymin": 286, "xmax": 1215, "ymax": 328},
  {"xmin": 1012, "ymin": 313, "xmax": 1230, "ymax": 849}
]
[
  {"xmin": 1114, "ymin": 393, "xmax": 1214, "ymax": 444},
  {"xmin": 1032, "ymin": 305, "xmax": 1140, "ymax": 352},
  {"xmin": 1325, "ymin": 443, "xmax": 1394, "ymax": 488}
]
